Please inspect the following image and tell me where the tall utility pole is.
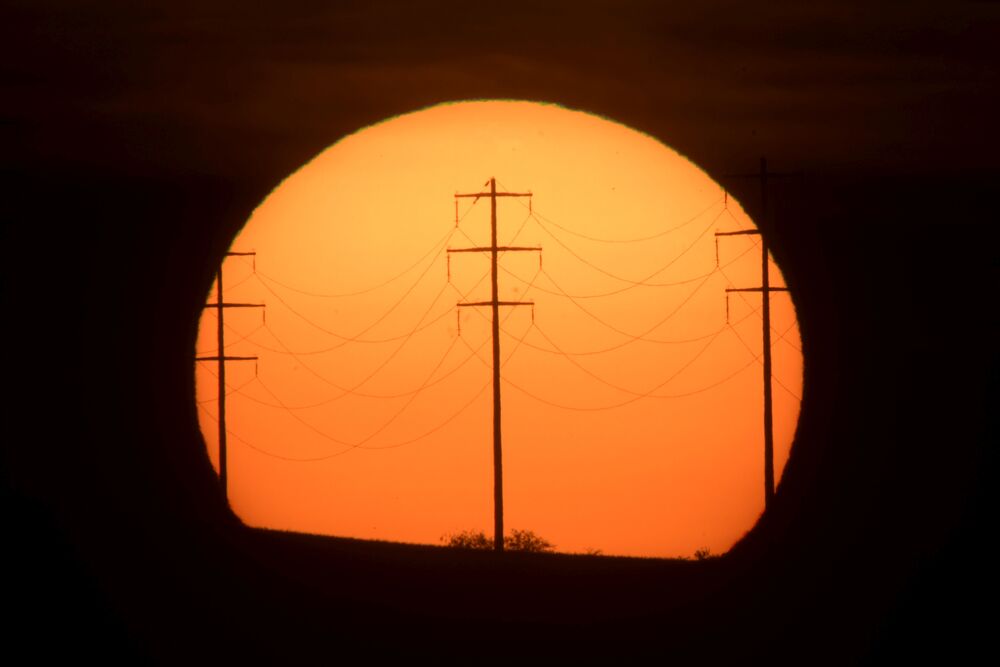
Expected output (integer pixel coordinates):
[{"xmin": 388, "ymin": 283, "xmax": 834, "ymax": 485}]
[
  {"xmin": 717, "ymin": 158, "xmax": 792, "ymax": 510},
  {"xmin": 196, "ymin": 251, "xmax": 265, "ymax": 504},
  {"xmin": 449, "ymin": 178, "xmax": 540, "ymax": 552}
]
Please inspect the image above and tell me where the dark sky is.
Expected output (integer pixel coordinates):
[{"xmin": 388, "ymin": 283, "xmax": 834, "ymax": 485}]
[{"xmin": 4, "ymin": 0, "xmax": 997, "ymax": 182}]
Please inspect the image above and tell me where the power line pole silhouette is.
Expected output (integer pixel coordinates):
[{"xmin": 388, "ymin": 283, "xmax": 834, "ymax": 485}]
[
  {"xmin": 717, "ymin": 158, "xmax": 792, "ymax": 510},
  {"xmin": 449, "ymin": 178, "xmax": 540, "ymax": 552},
  {"xmin": 196, "ymin": 251, "xmax": 265, "ymax": 504}
]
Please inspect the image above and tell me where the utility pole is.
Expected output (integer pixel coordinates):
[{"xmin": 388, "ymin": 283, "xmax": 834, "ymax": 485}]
[
  {"xmin": 450, "ymin": 178, "xmax": 539, "ymax": 552},
  {"xmin": 196, "ymin": 251, "xmax": 265, "ymax": 504},
  {"xmin": 717, "ymin": 158, "xmax": 792, "ymax": 510}
]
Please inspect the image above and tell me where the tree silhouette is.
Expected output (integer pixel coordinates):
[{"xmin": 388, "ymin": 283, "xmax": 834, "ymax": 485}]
[{"xmin": 441, "ymin": 529, "xmax": 554, "ymax": 553}]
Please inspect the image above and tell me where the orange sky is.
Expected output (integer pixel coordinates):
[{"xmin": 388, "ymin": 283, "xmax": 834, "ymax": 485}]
[{"xmin": 194, "ymin": 101, "xmax": 802, "ymax": 558}]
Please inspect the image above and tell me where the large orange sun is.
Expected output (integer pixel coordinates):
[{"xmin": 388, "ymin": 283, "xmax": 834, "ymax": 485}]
[{"xmin": 194, "ymin": 100, "xmax": 803, "ymax": 558}]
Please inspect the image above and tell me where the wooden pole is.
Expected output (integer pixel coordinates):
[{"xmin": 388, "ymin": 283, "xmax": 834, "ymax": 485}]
[
  {"xmin": 489, "ymin": 178, "xmax": 504, "ymax": 552},
  {"xmin": 216, "ymin": 266, "xmax": 228, "ymax": 500},
  {"xmin": 197, "ymin": 252, "xmax": 263, "ymax": 505},
  {"xmin": 759, "ymin": 157, "xmax": 775, "ymax": 509},
  {"xmin": 451, "ymin": 181, "xmax": 537, "ymax": 551}
]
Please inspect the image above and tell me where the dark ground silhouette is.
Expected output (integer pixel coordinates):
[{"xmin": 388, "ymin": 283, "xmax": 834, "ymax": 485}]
[{"xmin": 3, "ymin": 2, "xmax": 996, "ymax": 662}]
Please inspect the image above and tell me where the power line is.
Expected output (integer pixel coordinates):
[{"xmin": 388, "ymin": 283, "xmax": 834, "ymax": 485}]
[
  {"xmin": 532, "ymin": 197, "xmax": 723, "ymax": 243},
  {"xmin": 205, "ymin": 272, "xmax": 540, "ymax": 462},
  {"xmin": 232, "ymin": 328, "xmax": 485, "ymax": 408},
  {"xmin": 198, "ymin": 376, "xmax": 485, "ymax": 462},
  {"xmin": 499, "ymin": 306, "xmax": 759, "ymax": 359},
  {"xmin": 531, "ymin": 208, "xmax": 725, "ymax": 287},
  {"xmin": 345, "ymin": 266, "xmax": 537, "ymax": 450},
  {"xmin": 500, "ymin": 264, "xmax": 713, "ymax": 299},
  {"xmin": 242, "ymin": 205, "xmax": 478, "ymax": 298},
  {"xmin": 195, "ymin": 367, "xmax": 258, "ymax": 403},
  {"xmin": 770, "ymin": 371, "xmax": 803, "ymax": 402},
  {"xmin": 212, "ymin": 268, "xmax": 258, "ymax": 293},
  {"xmin": 233, "ymin": 259, "xmax": 494, "ymax": 358},
  {"xmin": 358, "ymin": 381, "xmax": 490, "ymax": 451},
  {"xmin": 197, "ymin": 404, "xmax": 341, "ymax": 463},
  {"xmin": 460, "ymin": 325, "xmax": 734, "ymax": 411},
  {"xmin": 251, "ymin": 260, "xmax": 490, "ymax": 401},
  {"xmin": 251, "ymin": 227, "xmax": 455, "ymax": 342},
  {"xmin": 487, "ymin": 310, "xmax": 763, "ymax": 405},
  {"xmin": 529, "ymin": 323, "xmax": 697, "ymax": 398},
  {"xmin": 196, "ymin": 397, "xmax": 480, "ymax": 463},
  {"xmin": 725, "ymin": 318, "xmax": 802, "ymax": 403},
  {"xmin": 542, "ymin": 267, "xmax": 718, "ymax": 347},
  {"xmin": 220, "ymin": 256, "xmax": 489, "ymax": 410},
  {"xmin": 503, "ymin": 210, "xmax": 535, "ymax": 247},
  {"xmin": 449, "ymin": 211, "xmax": 539, "ymax": 291},
  {"xmin": 323, "ymin": 329, "xmax": 466, "ymax": 449},
  {"xmin": 498, "ymin": 178, "xmax": 723, "ymax": 245},
  {"xmin": 774, "ymin": 321, "xmax": 802, "ymax": 353},
  {"xmin": 497, "ymin": 232, "xmax": 760, "ymax": 300},
  {"xmin": 362, "ymin": 273, "xmax": 540, "ymax": 452},
  {"xmin": 199, "ymin": 269, "xmax": 471, "ymax": 454},
  {"xmin": 720, "ymin": 267, "xmax": 802, "ymax": 354},
  {"xmin": 196, "ymin": 322, "xmax": 265, "ymax": 356},
  {"xmin": 262, "ymin": 276, "xmax": 463, "ymax": 399},
  {"xmin": 219, "ymin": 259, "xmax": 516, "ymax": 448},
  {"xmin": 230, "ymin": 306, "xmax": 455, "ymax": 355},
  {"xmin": 456, "ymin": 269, "xmax": 745, "ymax": 400}
]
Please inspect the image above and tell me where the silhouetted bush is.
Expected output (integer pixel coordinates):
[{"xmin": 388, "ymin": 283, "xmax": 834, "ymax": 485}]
[
  {"xmin": 442, "ymin": 529, "xmax": 494, "ymax": 550},
  {"xmin": 505, "ymin": 528, "xmax": 555, "ymax": 552},
  {"xmin": 441, "ymin": 529, "xmax": 554, "ymax": 553}
]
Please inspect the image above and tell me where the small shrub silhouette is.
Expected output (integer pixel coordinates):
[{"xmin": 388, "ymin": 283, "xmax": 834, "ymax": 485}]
[
  {"xmin": 442, "ymin": 529, "xmax": 494, "ymax": 550},
  {"xmin": 442, "ymin": 529, "xmax": 554, "ymax": 553},
  {"xmin": 505, "ymin": 528, "xmax": 555, "ymax": 552}
]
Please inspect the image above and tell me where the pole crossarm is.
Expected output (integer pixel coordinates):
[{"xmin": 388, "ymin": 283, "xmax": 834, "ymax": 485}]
[
  {"xmin": 455, "ymin": 191, "xmax": 532, "ymax": 198},
  {"xmin": 203, "ymin": 302, "xmax": 266, "ymax": 309},
  {"xmin": 225, "ymin": 251, "xmax": 257, "ymax": 256},
  {"xmin": 457, "ymin": 301, "xmax": 534, "ymax": 308},
  {"xmin": 715, "ymin": 229, "xmax": 760, "ymax": 237},
  {"xmin": 726, "ymin": 287, "xmax": 789, "ymax": 293},
  {"xmin": 195, "ymin": 355, "xmax": 259, "ymax": 362},
  {"xmin": 448, "ymin": 246, "xmax": 541, "ymax": 253}
]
